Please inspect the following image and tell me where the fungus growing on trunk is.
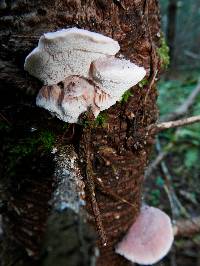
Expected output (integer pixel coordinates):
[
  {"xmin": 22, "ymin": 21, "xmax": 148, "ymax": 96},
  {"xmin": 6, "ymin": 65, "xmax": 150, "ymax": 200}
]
[
  {"xmin": 115, "ymin": 205, "xmax": 174, "ymax": 265},
  {"xmin": 24, "ymin": 28, "xmax": 120, "ymax": 85},
  {"xmin": 25, "ymin": 28, "xmax": 146, "ymax": 123},
  {"xmin": 91, "ymin": 57, "xmax": 146, "ymax": 97},
  {"xmin": 36, "ymin": 76, "xmax": 95, "ymax": 123},
  {"xmin": 36, "ymin": 76, "xmax": 118, "ymax": 122},
  {"xmin": 24, "ymin": 28, "xmax": 146, "ymax": 123}
]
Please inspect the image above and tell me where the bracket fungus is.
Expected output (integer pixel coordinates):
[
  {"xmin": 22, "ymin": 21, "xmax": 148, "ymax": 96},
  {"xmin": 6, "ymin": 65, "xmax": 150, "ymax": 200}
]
[
  {"xmin": 24, "ymin": 28, "xmax": 146, "ymax": 123},
  {"xmin": 24, "ymin": 28, "xmax": 120, "ymax": 85},
  {"xmin": 115, "ymin": 205, "xmax": 174, "ymax": 265},
  {"xmin": 91, "ymin": 57, "xmax": 146, "ymax": 97}
]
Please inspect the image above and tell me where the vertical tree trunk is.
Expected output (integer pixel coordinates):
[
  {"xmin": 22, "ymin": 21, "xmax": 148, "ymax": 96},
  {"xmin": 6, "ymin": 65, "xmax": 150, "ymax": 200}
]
[
  {"xmin": 166, "ymin": 0, "xmax": 177, "ymax": 66},
  {"xmin": 0, "ymin": 1, "xmax": 161, "ymax": 265}
]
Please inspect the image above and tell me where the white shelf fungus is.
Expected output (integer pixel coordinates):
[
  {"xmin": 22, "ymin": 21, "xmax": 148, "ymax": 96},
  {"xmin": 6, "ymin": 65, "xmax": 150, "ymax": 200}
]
[
  {"xmin": 115, "ymin": 205, "xmax": 174, "ymax": 265},
  {"xmin": 24, "ymin": 28, "xmax": 120, "ymax": 85},
  {"xmin": 24, "ymin": 28, "xmax": 146, "ymax": 123},
  {"xmin": 91, "ymin": 57, "xmax": 146, "ymax": 97}
]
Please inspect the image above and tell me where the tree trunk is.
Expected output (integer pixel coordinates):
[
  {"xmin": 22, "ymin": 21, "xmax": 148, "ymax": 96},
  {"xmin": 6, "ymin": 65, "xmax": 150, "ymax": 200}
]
[
  {"xmin": 166, "ymin": 0, "xmax": 177, "ymax": 67},
  {"xmin": 0, "ymin": 1, "xmax": 161, "ymax": 265}
]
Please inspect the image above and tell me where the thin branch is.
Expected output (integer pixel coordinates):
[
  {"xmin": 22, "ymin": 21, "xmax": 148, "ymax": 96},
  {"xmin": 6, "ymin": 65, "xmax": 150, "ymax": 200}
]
[
  {"xmin": 150, "ymin": 115, "xmax": 200, "ymax": 133},
  {"xmin": 0, "ymin": 112, "xmax": 12, "ymax": 126},
  {"xmin": 145, "ymin": 142, "xmax": 173, "ymax": 178},
  {"xmin": 184, "ymin": 50, "xmax": 200, "ymax": 60},
  {"xmin": 94, "ymin": 177, "xmax": 136, "ymax": 208},
  {"xmin": 83, "ymin": 122, "xmax": 107, "ymax": 247},
  {"xmin": 146, "ymin": 82, "xmax": 200, "ymax": 177},
  {"xmin": 85, "ymin": 149, "xmax": 107, "ymax": 247}
]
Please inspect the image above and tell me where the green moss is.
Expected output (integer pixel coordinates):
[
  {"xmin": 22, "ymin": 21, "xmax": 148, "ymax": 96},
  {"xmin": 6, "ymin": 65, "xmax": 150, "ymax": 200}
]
[
  {"xmin": 94, "ymin": 113, "xmax": 108, "ymax": 127},
  {"xmin": 120, "ymin": 89, "xmax": 133, "ymax": 103},
  {"xmin": 83, "ymin": 112, "xmax": 108, "ymax": 128},
  {"xmin": 39, "ymin": 131, "xmax": 56, "ymax": 151},
  {"xmin": 6, "ymin": 130, "xmax": 56, "ymax": 175},
  {"xmin": 10, "ymin": 138, "xmax": 38, "ymax": 157},
  {"xmin": 139, "ymin": 78, "xmax": 148, "ymax": 88},
  {"xmin": 82, "ymin": 119, "xmax": 91, "ymax": 128},
  {"xmin": 9, "ymin": 130, "xmax": 55, "ymax": 158},
  {"xmin": 157, "ymin": 36, "xmax": 170, "ymax": 69}
]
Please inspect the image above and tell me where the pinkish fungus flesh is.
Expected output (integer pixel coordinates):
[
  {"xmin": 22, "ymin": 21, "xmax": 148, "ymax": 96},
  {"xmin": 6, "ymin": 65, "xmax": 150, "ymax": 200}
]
[{"xmin": 115, "ymin": 205, "xmax": 174, "ymax": 265}]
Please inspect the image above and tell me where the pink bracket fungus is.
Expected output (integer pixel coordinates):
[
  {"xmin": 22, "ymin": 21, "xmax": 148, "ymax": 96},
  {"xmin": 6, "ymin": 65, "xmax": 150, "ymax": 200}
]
[
  {"xmin": 24, "ymin": 28, "xmax": 146, "ymax": 123},
  {"xmin": 115, "ymin": 205, "xmax": 174, "ymax": 265}
]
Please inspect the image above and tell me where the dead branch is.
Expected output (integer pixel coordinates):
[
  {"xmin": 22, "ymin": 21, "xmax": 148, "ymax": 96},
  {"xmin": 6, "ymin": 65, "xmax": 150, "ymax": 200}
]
[
  {"xmin": 174, "ymin": 216, "xmax": 200, "ymax": 237},
  {"xmin": 161, "ymin": 81, "xmax": 200, "ymax": 122},
  {"xmin": 184, "ymin": 50, "xmax": 200, "ymax": 60},
  {"xmin": 150, "ymin": 115, "xmax": 200, "ymax": 133},
  {"xmin": 146, "ymin": 82, "xmax": 200, "ymax": 177},
  {"xmin": 145, "ymin": 142, "xmax": 173, "ymax": 178}
]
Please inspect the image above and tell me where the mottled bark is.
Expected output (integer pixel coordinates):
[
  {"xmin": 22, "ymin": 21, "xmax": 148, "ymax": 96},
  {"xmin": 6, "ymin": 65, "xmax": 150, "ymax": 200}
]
[{"xmin": 0, "ymin": 0, "xmax": 161, "ymax": 265}]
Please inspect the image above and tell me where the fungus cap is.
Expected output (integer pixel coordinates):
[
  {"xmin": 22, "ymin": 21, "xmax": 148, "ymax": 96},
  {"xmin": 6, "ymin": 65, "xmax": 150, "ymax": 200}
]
[
  {"xmin": 115, "ymin": 205, "xmax": 174, "ymax": 265},
  {"xmin": 91, "ymin": 57, "xmax": 146, "ymax": 96},
  {"xmin": 25, "ymin": 28, "xmax": 147, "ymax": 123},
  {"xmin": 41, "ymin": 28, "xmax": 120, "ymax": 54},
  {"xmin": 24, "ymin": 28, "xmax": 120, "ymax": 85}
]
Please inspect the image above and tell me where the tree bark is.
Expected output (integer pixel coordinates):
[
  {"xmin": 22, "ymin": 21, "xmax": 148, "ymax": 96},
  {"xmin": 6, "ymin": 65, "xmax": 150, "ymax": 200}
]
[{"xmin": 0, "ymin": 1, "xmax": 161, "ymax": 265}]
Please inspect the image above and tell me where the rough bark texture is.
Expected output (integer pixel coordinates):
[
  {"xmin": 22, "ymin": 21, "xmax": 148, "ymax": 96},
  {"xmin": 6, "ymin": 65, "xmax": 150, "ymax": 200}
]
[{"xmin": 0, "ymin": 1, "xmax": 161, "ymax": 265}]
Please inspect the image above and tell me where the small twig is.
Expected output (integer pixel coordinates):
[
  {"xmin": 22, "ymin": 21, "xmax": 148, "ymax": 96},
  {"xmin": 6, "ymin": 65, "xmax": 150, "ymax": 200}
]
[
  {"xmin": 146, "ymin": 82, "xmax": 200, "ymax": 177},
  {"xmin": 144, "ymin": 69, "xmax": 158, "ymax": 103},
  {"xmin": 83, "ymin": 120, "xmax": 107, "ymax": 247},
  {"xmin": 150, "ymin": 115, "xmax": 200, "ymax": 133},
  {"xmin": 145, "ymin": 142, "xmax": 173, "ymax": 178},
  {"xmin": 184, "ymin": 50, "xmax": 200, "ymax": 60},
  {"xmin": 94, "ymin": 177, "xmax": 135, "ymax": 208},
  {"xmin": 0, "ymin": 112, "xmax": 12, "ymax": 126},
  {"xmin": 85, "ymin": 154, "xmax": 107, "ymax": 246}
]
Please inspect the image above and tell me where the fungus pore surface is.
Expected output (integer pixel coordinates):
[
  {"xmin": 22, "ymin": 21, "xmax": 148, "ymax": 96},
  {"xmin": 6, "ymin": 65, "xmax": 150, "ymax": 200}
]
[{"xmin": 115, "ymin": 205, "xmax": 174, "ymax": 265}]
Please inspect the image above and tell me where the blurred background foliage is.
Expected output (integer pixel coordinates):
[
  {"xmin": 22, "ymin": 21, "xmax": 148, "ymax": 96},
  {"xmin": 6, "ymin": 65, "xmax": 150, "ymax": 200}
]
[
  {"xmin": 160, "ymin": 0, "xmax": 200, "ymax": 70},
  {"xmin": 144, "ymin": 1, "xmax": 200, "ymax": 265}
]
